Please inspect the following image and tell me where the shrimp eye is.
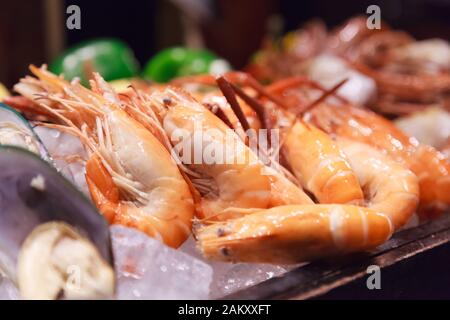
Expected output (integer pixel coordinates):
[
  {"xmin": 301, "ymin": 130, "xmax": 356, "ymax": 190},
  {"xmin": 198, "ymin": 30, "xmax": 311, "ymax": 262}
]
[
  {"xmin": 163, "ymin": 98, "xmax": 172, "ymax": 106},
  {"xmin": 216, "ymin": 228, "xmax": 227, "ymax": 237},
  {"xmin": 220, "ymin": 247, "xmax": 231, "ymax": 257}
]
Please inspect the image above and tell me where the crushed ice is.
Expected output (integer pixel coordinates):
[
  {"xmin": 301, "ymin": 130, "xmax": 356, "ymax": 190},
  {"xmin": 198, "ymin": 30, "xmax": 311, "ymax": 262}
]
[
  {"xmin": 112, "ymin": 228, "xmax": 292, "ymax": 299},
  {"xmin": 34, "ymin": 126, "xmax": 89, "ymax": 195},
  {"xmin": 111, "ymin": 226, "xmax": 212, "ymax": 299}
]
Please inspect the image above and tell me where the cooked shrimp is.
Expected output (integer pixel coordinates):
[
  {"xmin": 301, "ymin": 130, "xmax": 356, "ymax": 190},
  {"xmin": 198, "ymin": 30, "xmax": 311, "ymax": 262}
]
[
  {"xmin": 125, "ymin": 86, "xmax": 318, "ymax": 221},
  {"xmin": 14, "ymin": 65, "xmax": 195, "ymax": 248},
  {"xmin": 126, "ymin": 86, "xmax": 272, "ymax": 220},
  {"xmin": 196, "ymin": 137, "xmax": 418, "ymax": 264},
  {"xmin": 197, "ymin": 204, "xmax": 393, "ymax": 263},
  {"xmin": 308, "ymin": 102, "xmax": 450, "ymax": 217}
]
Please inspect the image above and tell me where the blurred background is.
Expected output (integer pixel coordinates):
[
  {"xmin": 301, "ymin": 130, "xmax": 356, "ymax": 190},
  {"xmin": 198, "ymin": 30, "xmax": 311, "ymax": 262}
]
[{"xmin": 1, "ymin": 0, "xmax": 449, "ymax": 87}]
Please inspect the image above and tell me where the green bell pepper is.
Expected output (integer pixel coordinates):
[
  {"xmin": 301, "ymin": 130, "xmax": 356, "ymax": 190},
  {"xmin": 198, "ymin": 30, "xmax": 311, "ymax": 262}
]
[
  {"xmin": 50, "ymin": 39, "xmax": 139, "ymax": 86},
  {"xmin": 143, "ymin": 47, "xmax": 230, "ymax": 83}
]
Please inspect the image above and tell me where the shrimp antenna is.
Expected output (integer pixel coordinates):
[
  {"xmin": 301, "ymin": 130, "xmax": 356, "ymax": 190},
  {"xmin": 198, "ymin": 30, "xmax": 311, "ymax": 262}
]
[
  {"xmin": 227, "ymin": 72, "xmax": 291, "ymax": 110},
  {"xmin": 277, "ymin": 78, "xmax": 349, "ymax": 151},
  {"xmin": 216, "ymin": 76, "xmax": 299, "ymax": 185},
  {"xmin": 227, "ymin": 82, "xmax": 268, "ymax": 130},
  {"xmin": 203, "ymin": 102, "xmax": 235, "ymax": 130},
  {"xmin": 296, "ymin": 78, "xmax": 348, "ymax": 116},
  {"xmin": 216, "ymin": 76, "xmax": 251, "ymax": 132},
  {"xmin": 266, "ymin": 76, "xmax": 349, "ymax": 105},
  {"xmin": 224, "ymin": 81, "xmax": 277, "ymax": 147}
]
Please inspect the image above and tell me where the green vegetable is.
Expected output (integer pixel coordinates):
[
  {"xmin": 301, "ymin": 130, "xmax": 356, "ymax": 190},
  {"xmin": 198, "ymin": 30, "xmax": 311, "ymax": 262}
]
[
  {"xmin": 143, "ymin": 47, "xmax": 230, "ymax": 83},
  {"xmin": 50, "ymin": 39, "xmax": 139, "ymax": 86}
]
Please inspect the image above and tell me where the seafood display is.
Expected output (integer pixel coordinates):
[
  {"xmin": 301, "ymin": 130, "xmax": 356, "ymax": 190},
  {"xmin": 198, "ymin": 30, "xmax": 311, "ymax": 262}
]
[
  {"xmin": 0, "ymin": 13, "xmax": 449, "ymax": 300},
  {"xmin": 248, "ymin": 16, "xmax": 450, "ymax": 117}
]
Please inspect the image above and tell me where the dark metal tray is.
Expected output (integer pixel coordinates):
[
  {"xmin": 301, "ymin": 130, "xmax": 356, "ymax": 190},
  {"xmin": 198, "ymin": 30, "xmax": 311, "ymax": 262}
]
[{"xmin": 226, "ymin": 213, "xmax": 450, "ymax": 299}]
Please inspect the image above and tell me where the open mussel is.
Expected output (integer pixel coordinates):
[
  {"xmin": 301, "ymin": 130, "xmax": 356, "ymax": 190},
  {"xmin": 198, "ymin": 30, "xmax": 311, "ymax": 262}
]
[
  {"xmin": 0, "ymin": 102, "xmax": 89, "ymax": 194},
  {"xmin": 0, "ymin": 103, "xmax": 48, "ymax": 160},
  {"xmin": 0, "ymin": 146, "xmax": 114, "ymax": 299}
]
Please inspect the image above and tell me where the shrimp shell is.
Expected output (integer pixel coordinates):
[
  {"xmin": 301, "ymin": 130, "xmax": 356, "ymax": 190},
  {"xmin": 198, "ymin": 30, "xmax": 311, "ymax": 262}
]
[
  {"xmin": 283, "ymin": 120, "xmax": 364, "ymax": 204},
  {"xmin": 337, "ymin": 138, "xmax": 419, "ymax": 230},
  {"xmin": 197, "ymin": 204, "xmax": 393, "ymax": 264},
  {"xmin": 308, "ymin": 102, "xmax": 450, "ymax": 217}
]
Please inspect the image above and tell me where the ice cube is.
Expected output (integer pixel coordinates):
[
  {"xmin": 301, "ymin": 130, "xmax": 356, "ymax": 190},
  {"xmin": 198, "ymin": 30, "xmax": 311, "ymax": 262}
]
[
  {"xmin": 306, "ymin": 54, "xmax": 376, "ymax": 106},
  {"xmin": 0, "ymin": 275, "xmax": 20, "ymax": 300},
  {"xmin": 34, "ymin": 126, "xmax": 89, "ymax": 195},
  {"xmin": 179, "ymin": 235, "xmax": 203, "ymax": 259},
  {"xmin": 111, "ymin": 226, "xmax": 213, "ymax": 300},
  {"xmin": 180, "ymin": 234, "xmax": 293, "ymax": 299},
  {"xmin": 209, "ymin": 263, "xmax": 289, "ymax": 298}
]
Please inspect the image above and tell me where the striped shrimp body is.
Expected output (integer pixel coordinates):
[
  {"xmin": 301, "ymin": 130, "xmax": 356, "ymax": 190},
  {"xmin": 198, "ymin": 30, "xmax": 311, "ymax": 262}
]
[
  {"xmin": 309, "ymin": 103, "xmax": 450, "ymax": 217},
  {"xmin": 283, "ymin": 120, "xmax": 364, "ymax": 204},
  {"xmin": 14, "ymin": 66, "xmax": 195, "ymax": 248},
  {"xmin": 197, "ymin": 204, "xmax": 393, "ymax": 263},
  {"xmin": 337, "ymin": 138, "xmax": 419, "ymax": 229}
]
